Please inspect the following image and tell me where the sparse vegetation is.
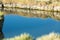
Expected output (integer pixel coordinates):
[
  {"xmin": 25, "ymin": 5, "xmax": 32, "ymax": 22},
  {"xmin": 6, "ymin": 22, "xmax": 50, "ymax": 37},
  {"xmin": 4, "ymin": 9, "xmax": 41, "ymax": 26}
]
[
  {"xmin": 3, "ymin": 33, "xmax": 33, "ymax": 40},
  {"xmin": 36, "ymin": 32, "xmax": 60, "ymax": 40},
  {"xmin": 3, "ymin": 32, "xmax": 60, "ymax": 40}
]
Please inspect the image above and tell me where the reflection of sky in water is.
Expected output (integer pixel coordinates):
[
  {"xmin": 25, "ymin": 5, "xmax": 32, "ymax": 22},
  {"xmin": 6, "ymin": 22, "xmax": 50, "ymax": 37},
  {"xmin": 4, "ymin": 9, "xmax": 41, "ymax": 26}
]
[{"xmin": 2, "ymin": 14, "xmax": 60, "ymax": 38}]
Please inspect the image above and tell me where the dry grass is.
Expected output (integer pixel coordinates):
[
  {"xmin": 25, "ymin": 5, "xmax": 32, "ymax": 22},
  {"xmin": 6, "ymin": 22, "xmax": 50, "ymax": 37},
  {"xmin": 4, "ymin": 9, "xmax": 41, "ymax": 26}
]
[
  {"xmin": 36, "ymin": 32, "xmax": 60, "ymax": 40},
  {"xmin": 3, "ymin": 33, "xmax": 33, "ymax": 40}
]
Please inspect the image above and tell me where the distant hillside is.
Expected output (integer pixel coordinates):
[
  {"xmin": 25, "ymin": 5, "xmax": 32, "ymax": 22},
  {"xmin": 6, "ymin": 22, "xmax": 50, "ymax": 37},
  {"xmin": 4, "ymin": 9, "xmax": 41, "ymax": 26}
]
[{"xmin": 1, "ymin": 0, "xmax": 60, "ymax": 5}]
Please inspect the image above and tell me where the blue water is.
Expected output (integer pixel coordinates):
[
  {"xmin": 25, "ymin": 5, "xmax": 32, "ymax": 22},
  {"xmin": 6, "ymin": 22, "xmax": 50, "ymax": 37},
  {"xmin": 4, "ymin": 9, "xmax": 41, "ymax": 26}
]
[{"xmin": 3, "ymin": 14, "xmax": 60, "ymax": 38}]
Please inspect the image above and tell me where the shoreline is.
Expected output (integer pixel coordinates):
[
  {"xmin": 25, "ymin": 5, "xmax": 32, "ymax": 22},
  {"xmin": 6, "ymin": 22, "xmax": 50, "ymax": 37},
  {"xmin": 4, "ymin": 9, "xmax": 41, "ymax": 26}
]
[
  {"xmin": 0, "ymin": 7, "xmax": 60, "ymax": 12},
  {"xmin": 0, "ymin": 3, "xmax": 60, "ymax": 12}
]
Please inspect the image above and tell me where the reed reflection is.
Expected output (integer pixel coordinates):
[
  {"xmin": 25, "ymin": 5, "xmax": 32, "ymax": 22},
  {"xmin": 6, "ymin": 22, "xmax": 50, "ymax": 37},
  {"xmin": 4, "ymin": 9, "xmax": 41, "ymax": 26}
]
[{"xmin": 0, "ymin": 11, "xmax": 4, "ymax": 40}]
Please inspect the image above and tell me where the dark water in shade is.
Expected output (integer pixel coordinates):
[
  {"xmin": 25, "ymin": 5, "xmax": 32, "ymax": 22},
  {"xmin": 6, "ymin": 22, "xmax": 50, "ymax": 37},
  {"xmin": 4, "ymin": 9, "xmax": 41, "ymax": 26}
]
[{"xmin": 0, "ymin": 8, "xmax": 60, "ymax": 39}]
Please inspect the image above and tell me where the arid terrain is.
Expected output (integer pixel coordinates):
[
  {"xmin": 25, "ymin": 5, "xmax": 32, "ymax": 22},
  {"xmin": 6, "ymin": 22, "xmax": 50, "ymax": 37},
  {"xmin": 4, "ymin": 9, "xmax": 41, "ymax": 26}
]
[
  {"xmin": 1, "ymin": 0, "xmax": 60, "ymax": 5},
  {"xmin": 0, "ymin": 0, "xmax": 60, "ymax": 12}
]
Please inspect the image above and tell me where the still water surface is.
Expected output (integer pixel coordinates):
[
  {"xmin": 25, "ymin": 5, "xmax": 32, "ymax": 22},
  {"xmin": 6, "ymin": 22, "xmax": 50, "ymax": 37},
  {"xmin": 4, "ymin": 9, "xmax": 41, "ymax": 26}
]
[{"xmin": 0, "ymin": 8, "xmax": 60, "ymax": 39}]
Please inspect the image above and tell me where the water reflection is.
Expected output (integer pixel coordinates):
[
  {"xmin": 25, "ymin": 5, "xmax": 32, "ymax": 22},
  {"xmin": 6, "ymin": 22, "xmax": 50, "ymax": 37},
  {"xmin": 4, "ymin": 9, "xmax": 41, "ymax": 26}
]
[
  {"xmin": 0, "ymin": 8, "xmax": 60, "ymax": 39},
  {"xmin": 0, "ymin": 14, "xmax": 4, "ymax": 40},
  {"xmin": 0, "ymin": 8, "xmax": 60, "ymax": 20}
]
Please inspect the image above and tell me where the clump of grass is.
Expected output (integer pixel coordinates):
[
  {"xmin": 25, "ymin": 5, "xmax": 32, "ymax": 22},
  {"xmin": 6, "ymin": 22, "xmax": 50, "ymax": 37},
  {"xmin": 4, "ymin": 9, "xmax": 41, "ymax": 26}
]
[
  {"xmin": 0, "ymin": 11, "xmax": 3, "ymax": 16},
  {"xmin": 36, "ymin": 32, "xmax": 60, "ymax": 40},
  {"xmin": 3, "ymin": 33, "xmax": 33, "ymax": 40},
  {"xmin": 0, "ymin": 11, "xmax": 4, "ymax": 20}
]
